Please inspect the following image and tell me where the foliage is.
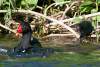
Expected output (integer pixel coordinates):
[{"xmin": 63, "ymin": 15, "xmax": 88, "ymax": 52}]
[
  {"xmin": 0, "ymin": 0, "xmax": 38, "ymax": 26},
  {"xmin": 54, "ymin": 0, "xmax": 65, "ymax": 3},
  {"xmin": 0, "ymin": 0, "xmax": 13, "ymax": 25},
  {"xmin": 20, "ymin": 0, "xmax": 38, "ymax": 10},
  {"xmin": 0, "ymin": 0, "xmax": 6, "ymax": 7},
  {"xmin": 79, "ymin": 1, "xmax": 94, "ymax": 14},
  {"xmin": 79, "ymin": 0, "xmax": 100, "ymax": 14},
  {"xmin": 54, "ymin": 0, "xmax": 70, "ymax": 3}
]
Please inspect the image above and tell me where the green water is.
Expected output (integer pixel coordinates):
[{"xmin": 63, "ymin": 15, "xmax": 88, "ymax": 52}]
[{"xmin": 1, "ymin": 35, "xmax": 100, "ymax": 67}]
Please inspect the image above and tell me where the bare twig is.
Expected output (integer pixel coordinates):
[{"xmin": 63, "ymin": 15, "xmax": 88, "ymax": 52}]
[
  {"xmin": 60, "ymin": 4, "xmax": 69, "ymax": 20},
  {"xmin": 62, "ymin": 12, "xmax": 100, "ymax": 24},
  {"xmin": 36, "ymin": 6, "xmax": 43, "ymax": 10},
  {"xmin": 0, "ymin": 22, "xmax": 16, "ymax": 33},
  {"xmin": 61, "ymin": 1, "xmax": 79, "ymax": 20},
  {"xmin": 44, "ymin": 1, "xmax": 71, "ymax": 16}
]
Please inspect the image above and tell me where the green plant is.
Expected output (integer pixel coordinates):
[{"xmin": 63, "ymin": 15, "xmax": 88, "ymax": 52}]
[
  {"xmin": 20, "ymin": 0, "xmax": 38, "ymax": 10},
  {"xmin": 0, "ymin": 0, "xmax": 38, "ymax": 26},
  {"xmin": 79, "ymin": 1, "xmax": 94, "ymax": 14},
  {"xmin": 79, "ymin": 0, "xmax": 100, "ymax": 14}
]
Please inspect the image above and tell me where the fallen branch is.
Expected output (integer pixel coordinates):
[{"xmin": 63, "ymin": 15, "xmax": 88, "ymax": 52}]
[{"xmin": 0, "ymin": 10, "xmax": 80, "ymax": 38}]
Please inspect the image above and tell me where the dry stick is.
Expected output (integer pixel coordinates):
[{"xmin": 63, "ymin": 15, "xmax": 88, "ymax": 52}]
[
  {"xmin": 61, "ymin": 1, "xmax": 79, "ymax": 20},
  {"xmin": 0, "ymin": 23, "xmax": 16, "ymax": 33},
  {"xmin": 42, "ymin": 34, "xmax": 74, "ymax": 38},
  {"xmin": 36, "ymin": 6, "xmax": 43, "ymax": 10},
  {"xmin": 44, "ymin": 1, "xmax": 71, "ymax": 16},
  {"xmin": 60, "ymin": 4, "xmax": 69, "ymax": 20},
  {"xmin": 62, "ymin": 12, "xmax": 100, "ymax": 25},
  {"xmin": 0, "ymin": 10, "xmax": 80, "ymax": 38}
]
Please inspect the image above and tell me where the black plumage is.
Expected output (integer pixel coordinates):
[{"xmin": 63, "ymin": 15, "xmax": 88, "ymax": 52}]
[{"xmin": 79, "ymin": 20, "xmax": 94, "ymax": 38}]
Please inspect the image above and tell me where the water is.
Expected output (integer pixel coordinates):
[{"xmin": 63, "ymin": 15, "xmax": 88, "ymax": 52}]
[
  {"xmin": 1, "ymin": 35, "xmax": 100, "ymax": 67},
  {"xmin": 0, "ymin": 62, "xmax": 100, "ymax": 67}
]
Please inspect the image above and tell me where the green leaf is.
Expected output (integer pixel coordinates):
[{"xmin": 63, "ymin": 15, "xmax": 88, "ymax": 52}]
[
  {"xmin": 0, "ymin": 0, "xmax": 6, "ymax": 6},
  {"xmin": 80, "ymin": 6, "xmax": 93, "ymax": 14},
  {"xmin": 80, "ymin": 1, "xmax": 93, "ymax": 6},
  {"xmin": 21, "ymin": 0, "xmax": 26, "ymax": 6},
  {"xmin": 54, "ymin": 0, "xmax": 65, "ymax": 3},
  {"xmin": 92, "ymin": 16, "xmax": 98, "ymax": 29},
  {"xmin": 92, "ymin": 16, "xmax": 100, "ymax": 28},
  {"xmin": 79, "ymin": 1, "xmax": 94, "ymax": 14},
  {"xmin": 28, "ymin": 0, "xmax": 37, "ymax": 5},
  {"xmin": 96, "ymin": 0, "xmax": 100, "ymax": 3},
  {"xmin": 21, "ymin": 0, "xmax": 38, "ymax": 9}
]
